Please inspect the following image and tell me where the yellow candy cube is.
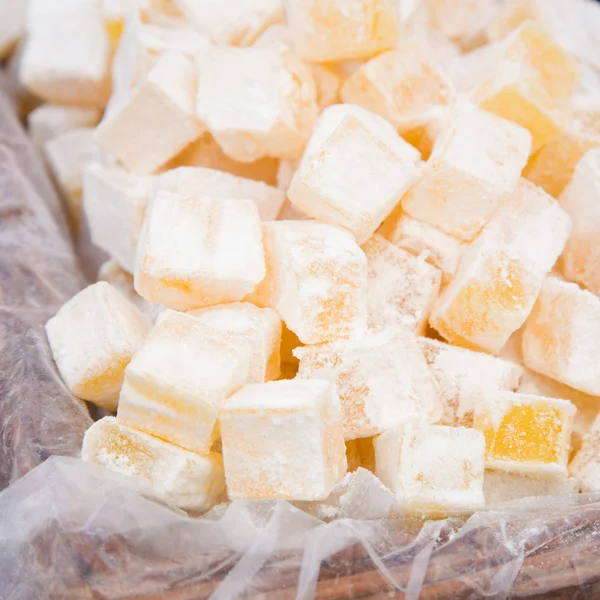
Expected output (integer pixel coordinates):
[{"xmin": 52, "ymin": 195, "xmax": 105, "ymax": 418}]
[
  {"xmin": 471, "ymin": 22, "xmax": 579, "ymax": 153},
  {"xmin": 363, "ymin": 234, "xmax": 441, "ymax": 335},
  {"xmin": 473, "ymin": 391, "xmax": 575, "ymax": 478},
  {"xmin": 284, "ymin": 0, "xmax": 400, "ymax": 63},
  {"xmin": 430, "ymin": 180, "xmax": 571, "ymax": 355},
  {"xmin": 250, "ymin": 220, "xmax": 368, "ymax": 345},
  {"xmin": 117, "ymin": 310, "xmax": 251, "ymax": 454}
]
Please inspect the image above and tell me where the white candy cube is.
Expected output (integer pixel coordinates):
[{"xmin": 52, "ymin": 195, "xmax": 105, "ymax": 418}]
[
  {"xmin": 220, "ymin": 379, "xmax": 347, "ymax": 500},
  {"xmin": 135, "ymin": 192, "xmax": 265, "ymax": 310},
  {"xmin": 402, "ymin": 100, "xmax": 532, "ymax": 241},
  {"xmin": 195, "ymin": 45, "xmax": 318, "ymax": 162},
  {"xmin": 28, "ymin": 104, "xmax": 101, "ymax": 153},
  {"xmin": 82, "ymin": 416, "xmax": 225, "ymax": 511},
  {"xmin": 295, "ymin": 331, "xmax": 442, "ymax": 439},
  {"xmin": 418, "ymin": 337, "xmax": 524, "ymax": 427},
  {"xmin": 46, "ymin": 282, "xmax": 150, "ymax": 411},
  {"xmin": 83, "ymin": 164, "xmax": 152, "ymax": 273},
  {"xmin": 522, "ymin": 277, "xmax": 600, "ymax": 397},
  {"xmin": 288, "ymin": 105, "xmax": 421, "ymax": 243},
  {"xmin": 118, "ymin": 310, "xmax": 251, "ymax": 454},
  {"xmin": 375, "ymin": 421, "xmax": 486, "ymax": 514},
  {"xmin": 20, "ymin": 0, "xmax": 111, "ymax": 108},
  {"xmin": 95, "ymin": 51, "xmax": 204, "ymax": 174},
  {"xmin": 363, "ymin": 234, "xmax": 441, "ymax": 335},
  {"xmin": 430, "ymin": 180, "xmax": 571, "ymax": 354},
  {"xmin": 174, "ymin": 0, "xmax": 284, "ymax": 46},
  {"xmin": 190, "ymin": 302, "xmax": 282, "ymax": 383},
  {"xmin": 250, "ymin": 220, "xmax": 368, "ymax": 345},
  {"xmin": 152, "ymin": 166, "xmax": 285, "ymax": 221}
]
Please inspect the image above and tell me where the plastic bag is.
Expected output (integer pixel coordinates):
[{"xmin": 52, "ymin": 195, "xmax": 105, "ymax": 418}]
[
  {"xmin": 0, "ymin": 89, "xmax": 92, "ymax": 490},
  {"xmin": 2, "ymin": 456, "xmax": 600, "ymax": 599}
]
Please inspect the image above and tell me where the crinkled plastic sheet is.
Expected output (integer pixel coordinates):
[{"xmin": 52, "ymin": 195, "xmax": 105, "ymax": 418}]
[
  {"xmin": 2, "ymin": 457, "xmax": 600, "ymax": 599},
  {"xmin": 0, "ymin": 88, "xmax": 91, "ymax": 490},
  {"xmin": 2, "ymin": 78, "xmax": 600, "ymax": 600}
]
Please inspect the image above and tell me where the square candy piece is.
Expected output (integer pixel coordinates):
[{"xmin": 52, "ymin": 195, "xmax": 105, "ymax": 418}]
[
  {"xmin": 288, "ymin": 106, "xmax": 421, "ymax": 243},
  {"xmin": 195, "ymin": 45, "xmax": 318, "ymax": 162},
  {"xmin": 295, "ymin": 331, "xmax": 442, "ymax": 440},
  {"xmin": 83, "ymin": 164, "xmax": 151, "ymax": 274},
  {"xmin": 190, "ymin": 302, "xmax": 282, "ymax": 383},
  {"xmin": 374, "ymin": 421, "xmax": 486, "ymax": 515},
  {"xmin": 220, "ymin": 379, "xmax": 347, "ymax": 501},
  {"xmin": 559, "ymin": 148, "xmax": 600, "ymax": 297},
  {"xmin": 28, "ymin": 104, "xmax": 101, "ymax": 153},
  {"xmin": 117, "ymin": 310, "xmax": 250, "ymax": 454},
  {"xmin": 471, "ymin": 22, "xmax": 578, "ymax": 153},
  {"xmin": 363, "ymin": 234, "xmax": 441, "ymax": 336},
  {"xmin": 175, "ymin": 0, "xmax": 283, "ymax": 46},
  {"xmin": 250, "ymin": 221, "xmax": 368, "ymax": 345},
  {"xmin": 379, "ymin": 211, "xmax": 464, "ymax": 284},
  {"xmin": 340, "ymin": 40, "xmax": 454, "ymax": 134},
  {"xmin": 401, "ymin": 99, "xmax": 532, "ymax": 241},
  {"xmin": 20, "ymin": 0, "xmax": 111, "ymax": 108},
  {"xmin": 82, "ymin": 416, "xmax": 225, "ymax": 512},
  {"xmin": 284, "ymin": 0, "xmax": 399, "ymax": 62},
  {"xmin": 95, "ymin": 51, "xmax": 204, "ymax": 174},
  {"xmin": 430, "ymin": 180, "xmax": 571, "ymax": 355},
  {"xmin": 46, "ymin": 282, "xmax": 150, "ymax": 411},
  {"xmin": 135, "ymin": 192, "xmax": 265, "ymax": 311},
  {"xmin": 418, "ymin": 337, "xmax": 523, "ymax": 427},
  {"xmin": 473, "ymin": 391, "xmax": 575, "ymax": 478},
  {"xmin": 151, "ymin": 166, "xmax": 285, "ymax": 221},
  {"xmin": 522, "ymin": 277, "xmax": 600, "ymax": 397}
]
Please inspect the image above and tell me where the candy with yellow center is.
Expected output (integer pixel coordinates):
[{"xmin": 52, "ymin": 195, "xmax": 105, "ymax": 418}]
[
  {"xmin": 249, "ymin": 220, "xmax": 368, "ymax": 345},
  {"xmin": 46, "ymin": 282, "xmax": 150, "ymax": 412},
  {"xmin": 522, "ymin": 277, "xmax": 600, "ymax": 397},
  {"xmin": 558, "ymin": 148, "xmax": 600, "ymax": 297},
  {"xmin": 470, "ymin": 22, "xmax": 579, "ymax": 153},
  {"xmin": 295, "ymin": 331, "xmax": 442, "ymax": 440},
  {"xmin": 473, "ymin": 391, "xmax": 575, "ymax": 477},
  {"xmin": 82, "ymin": 416, "xmax": 225, "ymax": 512},
  {"xmin": 117, "ymin": 310, "xmax": 251, "ymax": 454},
  {"xmin": 401, "ymin": 99, "xmax": 532, "ymax": 241},
  {"xmin": 374, "ymin": 421, "xmax": 486, "ymax": 515},
  {"xmin": 135, "ymin": 191, "xmax": 266, "ymax": 311},
  {"xmin": 284, "ymin": 0, "xmax": 400, "ymax": 63},
  {"xmin": 363, "ymin": 234, "xmax": 441, "ymax": 335},
  {"xmin": 220, "ymin": 379, "xmax": 347, "ymax": 501},
  {"xmin": 430, "ymin": 179, "xmax": 571, "ymax": 355}
]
